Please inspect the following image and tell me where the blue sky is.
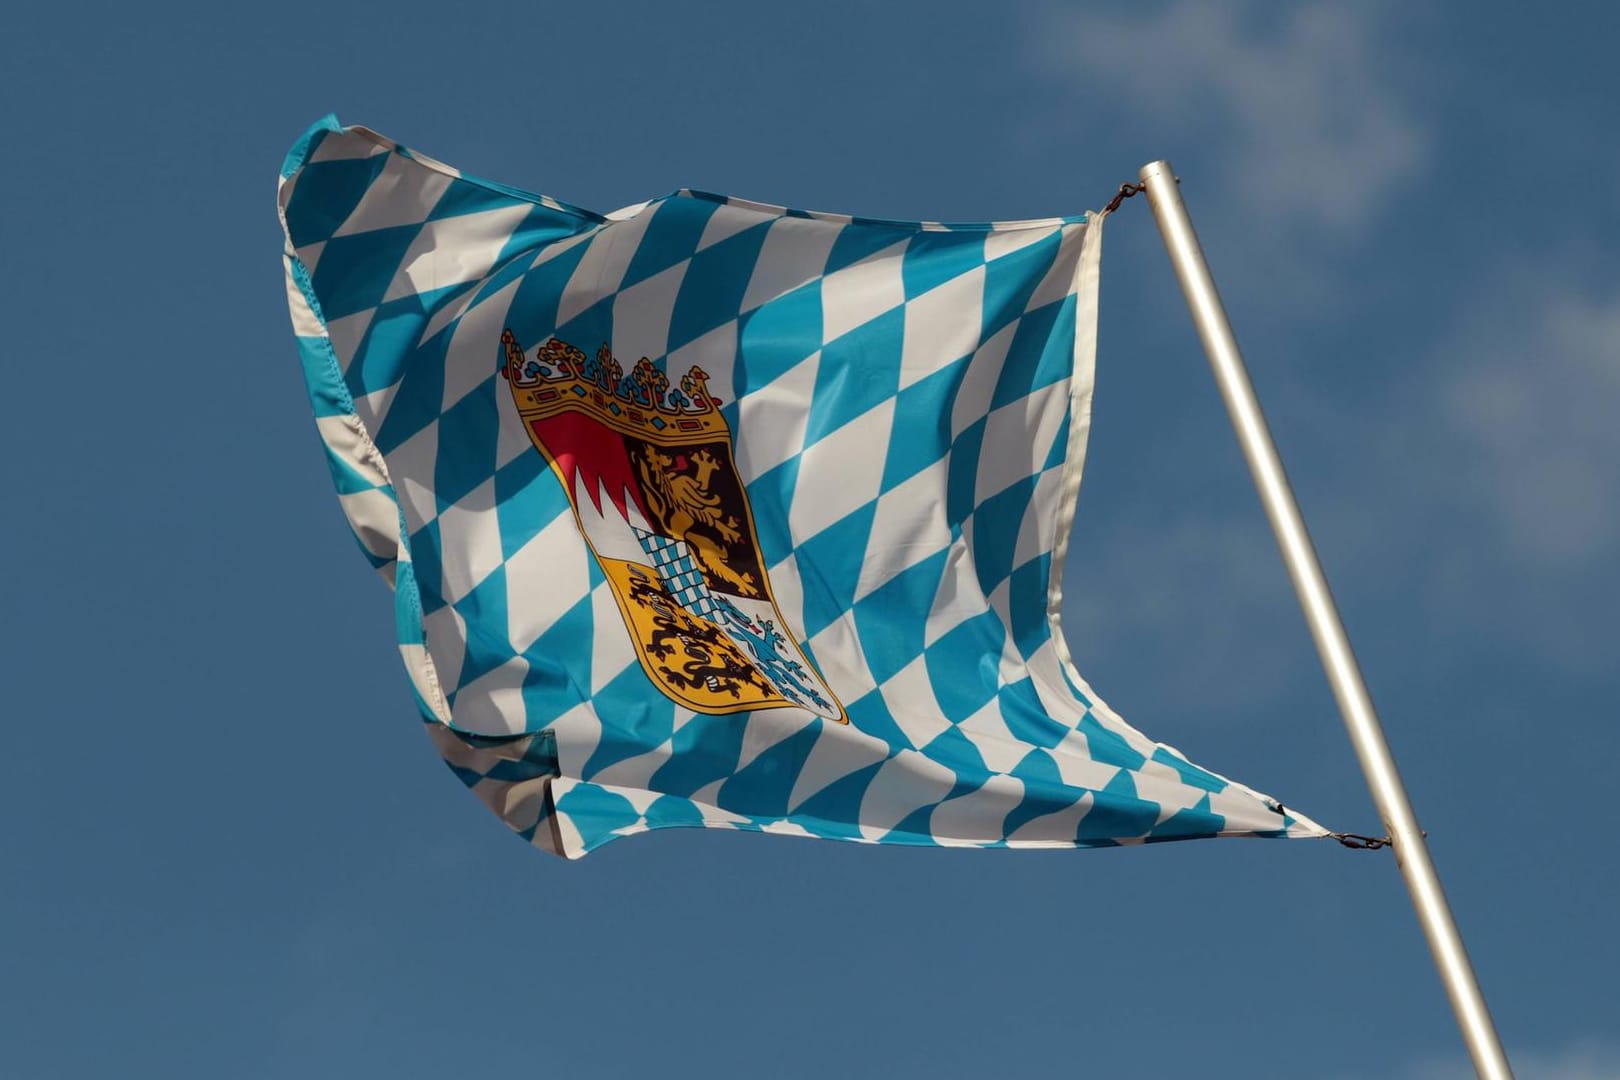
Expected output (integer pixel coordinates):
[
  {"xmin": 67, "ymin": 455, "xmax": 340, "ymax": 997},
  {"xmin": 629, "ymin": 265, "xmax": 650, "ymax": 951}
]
[{"xmin": 6, "ymin": 2, "xmax": 1618, "ymax": 1077}]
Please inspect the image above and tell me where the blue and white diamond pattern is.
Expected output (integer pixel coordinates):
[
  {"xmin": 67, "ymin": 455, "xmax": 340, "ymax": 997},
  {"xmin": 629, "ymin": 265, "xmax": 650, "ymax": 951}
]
[
  {"xmin": 632, "ymin": 526, "xmax": 718, "ymax": 622},
  {"xmin": 280, "ymin": 116, "xmax": 1329, "ymax": 859}
]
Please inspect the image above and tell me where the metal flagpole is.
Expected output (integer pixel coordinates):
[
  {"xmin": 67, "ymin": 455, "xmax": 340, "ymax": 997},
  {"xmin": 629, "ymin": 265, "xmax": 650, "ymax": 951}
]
[{"xmin": 1134, "ymin": 161, "xmax": 1515, "ymax": 1080}]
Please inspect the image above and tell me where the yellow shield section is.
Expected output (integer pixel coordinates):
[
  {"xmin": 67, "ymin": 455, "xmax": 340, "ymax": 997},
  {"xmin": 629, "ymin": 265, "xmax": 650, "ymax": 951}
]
[{"xmin": 598, "ymin": 558, "xmax": 793, "ymax": 714}]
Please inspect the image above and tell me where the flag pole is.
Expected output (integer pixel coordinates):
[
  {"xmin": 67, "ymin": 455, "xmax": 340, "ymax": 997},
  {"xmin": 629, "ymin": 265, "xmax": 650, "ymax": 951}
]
[{"xmin": 1135, "ymin": 161, "xmax": 1515, "ymax": 1080}]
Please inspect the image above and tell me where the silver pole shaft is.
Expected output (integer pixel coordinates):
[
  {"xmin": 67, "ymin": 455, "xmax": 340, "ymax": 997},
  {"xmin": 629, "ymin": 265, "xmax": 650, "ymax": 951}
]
[{"xmin": 1136, "ymin": 160, "xmax": 1514, "ymax": 1080}]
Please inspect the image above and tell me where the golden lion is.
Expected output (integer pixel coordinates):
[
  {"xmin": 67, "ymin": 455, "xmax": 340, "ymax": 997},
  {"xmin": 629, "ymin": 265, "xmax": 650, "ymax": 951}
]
[{"xmin": 637, "ymin": 447, "xmax": 759, "ymax": 597}]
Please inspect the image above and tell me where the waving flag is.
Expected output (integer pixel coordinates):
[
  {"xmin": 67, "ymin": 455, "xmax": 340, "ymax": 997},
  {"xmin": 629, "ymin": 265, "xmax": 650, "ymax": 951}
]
[{"xmin": 278, "ymin": 117, "xmax": 1326, "ymax": 857}]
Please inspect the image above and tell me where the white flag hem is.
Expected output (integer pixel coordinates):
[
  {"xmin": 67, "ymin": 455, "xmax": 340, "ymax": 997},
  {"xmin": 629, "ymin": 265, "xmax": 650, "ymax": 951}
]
[{"xmin": 1038, "ymin": 207, "xmax": 1330, "ymax": 841}]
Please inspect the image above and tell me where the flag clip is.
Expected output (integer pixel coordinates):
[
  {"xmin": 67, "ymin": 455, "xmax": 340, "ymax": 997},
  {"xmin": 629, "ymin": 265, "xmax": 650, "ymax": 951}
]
[
  {"xmin": 1333, "ymin": 832, "xmax": 1391, "ymax": 851},
  {"xmin": 1102, "ymin": 181, "xmax": 1146, "ymax": 215}
]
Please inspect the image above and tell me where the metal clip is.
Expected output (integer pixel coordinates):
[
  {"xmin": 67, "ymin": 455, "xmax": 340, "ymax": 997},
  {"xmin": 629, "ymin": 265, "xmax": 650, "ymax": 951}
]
[
  {"xmin": 1334, "ymin": 832, "xmax": 1392, "ymax": 851},
  {"xmin": 1102, "ymin": 181, "xmax": 1146, "ymax": 215}
]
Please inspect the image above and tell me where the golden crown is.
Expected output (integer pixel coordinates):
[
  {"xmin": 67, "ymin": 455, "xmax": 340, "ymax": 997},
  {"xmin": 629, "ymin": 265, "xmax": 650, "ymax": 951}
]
[{"xmin": 500, "ymin": 328, "xmax": 726, "ymax": 440}]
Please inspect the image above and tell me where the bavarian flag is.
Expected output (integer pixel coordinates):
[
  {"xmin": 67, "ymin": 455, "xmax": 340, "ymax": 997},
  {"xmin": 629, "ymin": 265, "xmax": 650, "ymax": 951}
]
[{"xmin": 279, "ymin": 117, "xmax": 1327, "ymax": 857}]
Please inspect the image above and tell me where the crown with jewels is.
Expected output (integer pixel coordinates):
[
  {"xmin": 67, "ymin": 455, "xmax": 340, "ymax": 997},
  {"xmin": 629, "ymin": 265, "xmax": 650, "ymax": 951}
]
[{"xmin": 500, "ymin": 328, "xmax": 726, "ymax": 441}]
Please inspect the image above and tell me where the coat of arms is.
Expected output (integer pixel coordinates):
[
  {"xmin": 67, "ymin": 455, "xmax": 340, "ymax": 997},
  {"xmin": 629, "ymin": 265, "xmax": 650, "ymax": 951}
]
[{"xmin": 501, "ymin": 329, "xmax": 846, "ymax": 722}]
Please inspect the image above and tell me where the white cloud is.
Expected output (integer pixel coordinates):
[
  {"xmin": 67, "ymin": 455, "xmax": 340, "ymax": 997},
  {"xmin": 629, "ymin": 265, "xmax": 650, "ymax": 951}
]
[
  {"xmin": 1438, "ymin": 284, "xmax": 1620, "ymax": 564},
  {"xmin": 1031, "ymin": 1, "xmax": 1620, "ymax": 679},
  {"xmin": 1386, "ymin": 1039, "xmax": 1620, "ymax": 1080},
  {"xmin": 1038, "ymin": 1, "xmax": 1425, "ymax": 234},
  {"xmin": 1061, "ymin": 264, "xmax": 1620, "ymax": 685},
  {"xmin": 1399, "ymin": 274, "xmax": 1620, "ymax": 674},
  {"xmin": 1275, "ymin": 265, "xmax": 1620, "ymax": 675}
]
